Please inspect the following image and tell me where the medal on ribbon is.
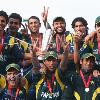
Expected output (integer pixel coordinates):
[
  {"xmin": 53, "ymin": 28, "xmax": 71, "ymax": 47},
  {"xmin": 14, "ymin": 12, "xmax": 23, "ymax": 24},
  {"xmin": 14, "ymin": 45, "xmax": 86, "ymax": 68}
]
[{"xmin": 80, "ymin": 70, "xmax": 92, "ymax": 92}]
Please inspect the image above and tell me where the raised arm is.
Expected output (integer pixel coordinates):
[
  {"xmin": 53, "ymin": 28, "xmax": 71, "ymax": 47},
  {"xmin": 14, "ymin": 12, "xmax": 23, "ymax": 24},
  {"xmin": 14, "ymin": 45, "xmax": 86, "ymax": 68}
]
[
  {"xmin": 41, "ymin": 6, "xmax": 51, "ymax": 29},
  {"xmin": 60, "ymin": 42, "xmax": 69, "ymax": 72},
  {"xmin": 85, "ymin": 31, "xmax": 96, "ymax": 44},
  {"xmin": 73, "ymin": 33, "xmax": 82, "ymax": 72},
  {"xmin": 73, "ymin": 33, "xmax": 80, "ymax": 64},
  {"xmin": 30, "ymin": 46, "xmax": 40, "ymax": 74}
]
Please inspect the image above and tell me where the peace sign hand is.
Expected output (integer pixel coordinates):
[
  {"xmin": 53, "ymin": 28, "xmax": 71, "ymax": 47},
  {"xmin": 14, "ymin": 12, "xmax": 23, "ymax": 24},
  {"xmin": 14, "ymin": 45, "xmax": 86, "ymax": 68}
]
[{"xmin": 41, "ymin": 6, "xmax": 49, "ymax": 23}]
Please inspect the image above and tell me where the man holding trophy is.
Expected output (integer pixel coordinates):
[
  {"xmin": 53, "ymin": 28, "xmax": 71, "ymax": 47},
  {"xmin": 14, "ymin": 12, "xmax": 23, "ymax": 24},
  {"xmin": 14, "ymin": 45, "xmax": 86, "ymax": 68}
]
[{"xmin": 41, "ymin": 7, "xmax": 75, "ymax": 73}]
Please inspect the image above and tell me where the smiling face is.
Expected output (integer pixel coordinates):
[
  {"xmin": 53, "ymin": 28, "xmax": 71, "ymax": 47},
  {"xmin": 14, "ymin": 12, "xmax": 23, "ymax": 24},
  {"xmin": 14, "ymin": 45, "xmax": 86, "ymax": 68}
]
[
  {"xmin": 44, "ymin": 56, "xmax": 57, "ymax": 72},
  {"xmin": 80, "ymin": 57, "xmax": 95, "ymax": 71},
  {"xmin": 93, "ymin": 70, "xmax": 100, "ymax": 77},
  {"xmin": 0, "ymin": 16, "xmax": 7, "ymax": 32},
  {"xmin": 6, "ymin": 68, "xmax": 20, "ymax": 88},
  {"xmin": 28, "ymin": 18, "xmax": 41, "ymax": 34},
  {"xmin": 53, "ymin": 21, "xmax": 66, "ymax": 34},
  {"xmin": 8, "ymin": 18, "xmax": 21, "ymax": 33},
  {"xmin": 95, "ymin": 23, "xmax": 100, "ymax": 38}
]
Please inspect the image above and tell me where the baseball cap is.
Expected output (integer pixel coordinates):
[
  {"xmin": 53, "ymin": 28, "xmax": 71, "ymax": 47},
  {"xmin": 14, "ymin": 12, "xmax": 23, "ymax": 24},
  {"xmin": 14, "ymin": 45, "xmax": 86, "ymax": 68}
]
[
  {"xmin": 95, "ymin": 16, "xmax": 100, "ymax": 25},
  {"xmin": 81, "ymin": 53, "xmax": 96, "ymax": 61},
  {"xmin": 43, "ymin": 51, "xmax": 58, "ymax": 60},
  {"xmin": 6, "ymin": 63, "xmax": 20, "ymax": 72}
]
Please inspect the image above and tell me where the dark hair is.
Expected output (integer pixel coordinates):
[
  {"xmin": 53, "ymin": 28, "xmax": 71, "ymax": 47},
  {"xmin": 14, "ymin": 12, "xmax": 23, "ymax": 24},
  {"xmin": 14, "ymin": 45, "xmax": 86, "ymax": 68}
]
[
  {"xmin": 93, "ymin": 63, "xmax": 100, "ymax": 71},
  {"xmin": 0, "ymin": 10, "xmax": 8, "ymax": 23},
  {"xmin": 9, "ymin": 13, "xmax": 22, "ymax": 24},
  {"xmin": 71, "ymin": 17, "xmax": 88, "ymax": 28},
  {"xmin": 28, "ymin": 16, "xmax": 40, "ymax": 23},
  {"xmin": 53, "ymin": 16, "xmax": 66, "ymax": 25},
  {"xmin": 95, "ymin": 22, "xmax": 100, "ymax": 28}
]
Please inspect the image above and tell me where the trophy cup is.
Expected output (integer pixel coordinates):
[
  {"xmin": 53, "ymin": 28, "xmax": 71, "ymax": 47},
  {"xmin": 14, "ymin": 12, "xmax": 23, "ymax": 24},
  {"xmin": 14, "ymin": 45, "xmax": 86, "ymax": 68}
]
[{"xmin": 38, "ymin": 29, "xmax": 52, "ymax": 61}]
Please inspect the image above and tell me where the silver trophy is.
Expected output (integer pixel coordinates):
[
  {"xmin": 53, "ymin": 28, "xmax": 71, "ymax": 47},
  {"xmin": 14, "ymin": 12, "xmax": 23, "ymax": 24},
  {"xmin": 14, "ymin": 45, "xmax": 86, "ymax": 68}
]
[{"xmin": 38, "ymin": 29, "xmax": 52, "ymax": 61}]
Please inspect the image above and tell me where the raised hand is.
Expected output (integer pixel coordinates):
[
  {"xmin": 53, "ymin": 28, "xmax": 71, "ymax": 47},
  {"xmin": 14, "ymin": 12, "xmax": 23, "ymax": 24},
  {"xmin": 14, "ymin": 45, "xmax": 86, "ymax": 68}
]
[
  {"xmin": 25, "ymin": 23, "xmax": 28, "ymax": 34},
  {"xmin": 41, "ymin": 6, "xmax": 49, "ymax": 23},
  {"xmin": 73, "ymin": 32, "xmax": 81, "ymax": 44},
  {"xmin": 39, "ymin": 63, "xmax": 47, "ymax": 74}
]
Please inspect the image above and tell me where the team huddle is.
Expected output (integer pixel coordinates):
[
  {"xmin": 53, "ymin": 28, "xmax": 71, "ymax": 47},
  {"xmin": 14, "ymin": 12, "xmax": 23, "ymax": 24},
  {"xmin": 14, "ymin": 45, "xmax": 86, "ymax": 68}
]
[{"xmin": 0, "ymin": 7, "xmax": 100, "ymax": 100}]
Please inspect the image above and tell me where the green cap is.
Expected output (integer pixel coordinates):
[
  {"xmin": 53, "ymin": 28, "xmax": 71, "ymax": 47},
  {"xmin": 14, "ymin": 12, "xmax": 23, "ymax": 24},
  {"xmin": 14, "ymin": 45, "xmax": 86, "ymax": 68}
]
[
  {"xmin": 6, "ymin": 63, "xmax": 20, "ymax": 72},
  {"xmin": 95, "ymin": 16, "xmax": 100, "ymax": 24},
  {"xmin": 44, "ymin": 51, "xmax": 58, "ymax": 60},
  {"xmin": 81, "ymin": 53, "xmax": 96, "ymax": 61}
]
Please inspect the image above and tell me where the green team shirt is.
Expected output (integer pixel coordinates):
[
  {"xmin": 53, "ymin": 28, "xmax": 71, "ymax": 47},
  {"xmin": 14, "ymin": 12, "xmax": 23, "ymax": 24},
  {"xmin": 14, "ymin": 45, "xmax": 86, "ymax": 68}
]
[
  {"xmin": 92, "ymin": 36, "xmax": 100, "ymax": 65},
  {"xmin": 28, "ymin": 68, "xmax": 70, "ymax": 100},
  {"xmin": 0, "ymin": 85, "xmax": 27, "ymax": 100},
  {"xmin": 65, "ymin": 70, "xmax": 100, "ymax": 100}
]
